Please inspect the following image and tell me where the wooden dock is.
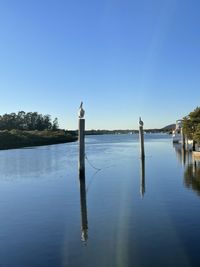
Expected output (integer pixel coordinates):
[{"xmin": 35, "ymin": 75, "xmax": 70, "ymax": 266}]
[{"xmin": 193, "ymin": 151, "xmax": 200, "ymax": 160}]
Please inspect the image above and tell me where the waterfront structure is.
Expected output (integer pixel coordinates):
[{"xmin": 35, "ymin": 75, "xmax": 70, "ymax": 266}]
[{"xmin": 172, "ymin": 120, "xmax": 182, "ymax": 143}]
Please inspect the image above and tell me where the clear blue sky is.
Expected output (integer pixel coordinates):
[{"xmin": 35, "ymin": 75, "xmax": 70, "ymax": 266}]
[{"xmin": 0, "ymin": 0, "xmax": 200, "ymax": 130}]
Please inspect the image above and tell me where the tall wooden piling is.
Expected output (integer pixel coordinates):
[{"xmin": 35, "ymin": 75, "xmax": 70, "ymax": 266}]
[
  {"xmin": 139, "ymin": 117, "xmax": 145, "ymax": 158},
  {"xmin": 79, "ymin": 118, "xmax": 85, "ymax": 176},
  {"xmin": 78, "ymin": 102, "xmax": 85, "ymax": 177},
  {"xmin": 181, "ymin": 128, "xmax": 186, "ymax": 150}
]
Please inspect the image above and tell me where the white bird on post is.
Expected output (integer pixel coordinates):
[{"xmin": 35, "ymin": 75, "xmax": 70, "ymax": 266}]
[
  {"xmin": 139, "ymin": 116, "xmax": 145, "ymax": 158},
  {"xmin": 78, "ymin": 102, "xmax": 85, "ymax": 119},
  {"xmin": 78, "ymin": 102, "xmax": 85, "ymax": 177},
  {"xmin": 139, "ymin": 117, "xmax": 144, "ymax": 127}
]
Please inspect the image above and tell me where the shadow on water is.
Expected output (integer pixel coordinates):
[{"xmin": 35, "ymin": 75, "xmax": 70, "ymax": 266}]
[{"xmin": 79, "ymin": 172, "xmax": 88, "ymax": 244}]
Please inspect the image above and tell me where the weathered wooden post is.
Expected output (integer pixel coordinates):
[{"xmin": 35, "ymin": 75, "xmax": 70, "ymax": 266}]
[
  {"xmin": 192, "ymin": 140, "xmax": 196, "ymax": 151},
  {"xmin": 139, "ymin": 117, "xmax": 145, "ymax": 158},
  {"xmin": 78, "ymin": 102, "xmax": 85, "ymax": 177},
  {"xmin": 181, "ymin": 127, "xmax": 186, "ymax": 150},
  {"xmin": 186, "ymin": 137, "xmax": 189, "ymax": 151}
]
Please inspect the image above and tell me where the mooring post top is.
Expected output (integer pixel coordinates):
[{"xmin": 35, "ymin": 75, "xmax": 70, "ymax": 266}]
[
  {"xmin": 78, "ymin": 101, "xmax": 85, "ymax": 119},
  {"xmin": 139, "ymin": 117, "xmax": 144, "ymax": 126}
]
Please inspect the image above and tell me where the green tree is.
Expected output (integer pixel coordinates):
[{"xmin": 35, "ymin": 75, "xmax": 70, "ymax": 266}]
[
  {"xmin": 52, "ymin": 118, "xmax": 59, "ymax": 131},
  {"xmin": 182, "ymin": 116, "xmax": 193, "ymax": 140},
  {"xmin": 194, "ymin": 124, "xmax": 200, "ymax": 145},
  {"xmin": 17, "ymin": 111, "xmax": 26, "ymax": 129},
  {"xmin": 0, "ymin": 111, "xmax": 59, "ymax": 131},
  {"xmin": 182, "ymin": 107, "xmax": 200, "ymax": 148}
]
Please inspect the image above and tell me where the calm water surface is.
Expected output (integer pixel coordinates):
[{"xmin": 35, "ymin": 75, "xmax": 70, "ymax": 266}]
[{"xmin": 0, "ymin": 134, "xmax": 200, "ymax": 267}]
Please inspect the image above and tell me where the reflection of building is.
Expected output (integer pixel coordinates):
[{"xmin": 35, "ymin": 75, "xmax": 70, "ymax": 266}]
[
  {"xmin": 140, "ymin": 157, "xmax": 145, "ymax": 198},
  {"xmin": 184, "ymin": 161, "xmax": 200, "ymax": 197},
  {"xmin": 172, "ymin": 120, "xmax": 194, "ymax": 150},
  {"xmin": 173, "ymin": 143, "xmax": 182, "ymax": 164},
  {"xmin": 79, "ymin": 174, "xmax": 88, "ymax": 243},
  {"xmin": 173, "ymin": 143, "xmax": 192, "ymax": 166}
]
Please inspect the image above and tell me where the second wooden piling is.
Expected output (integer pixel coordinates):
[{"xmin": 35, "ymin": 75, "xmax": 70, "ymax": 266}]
[{"xmin": 139, "ymin": 117, "xmax": 145, "ymax": 158}]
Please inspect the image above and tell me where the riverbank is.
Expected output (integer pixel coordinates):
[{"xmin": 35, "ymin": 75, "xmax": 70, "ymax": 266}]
[{"xmin": 0, "ymin": 130, "xmax": 78, "ymax": 150}]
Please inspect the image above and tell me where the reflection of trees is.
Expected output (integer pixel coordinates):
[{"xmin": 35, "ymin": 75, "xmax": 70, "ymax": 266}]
[{"xmin": 184, "ymin": 162, "xmax": 200, "ymax": 196}]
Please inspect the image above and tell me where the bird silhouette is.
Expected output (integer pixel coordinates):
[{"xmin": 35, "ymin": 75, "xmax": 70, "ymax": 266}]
[
  {"xmin": 139, "ymin": 117, "xmax": 144, "ymax": 126},
  {"xmin": 78, "ymin": 102, "xmax": 85, "ymax": 118}
]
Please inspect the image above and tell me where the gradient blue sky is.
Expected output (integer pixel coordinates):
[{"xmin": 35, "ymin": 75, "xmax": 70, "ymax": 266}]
[{"xmin": 0, "ymin": 0, "xmax": 200, "ymax": 129}]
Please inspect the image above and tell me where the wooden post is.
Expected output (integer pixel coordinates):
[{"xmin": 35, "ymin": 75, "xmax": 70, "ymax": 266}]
[
  {"xmin": 181, "ymin": 128, "xmax": 186, "ymax": 150},
  {"xmin": 186, "ymin": 137, "xmax": 188, "ymax": 151},
  {"xmin": 139, "ymin": 117, "xmax": 145, "ymax": 158},
  {"xmin": 79, "ymin": 118, "xmax": 85, "ymax": 177},
  {"xmin": 193, "ymin": 140, "xmax": 196, "ymax": 151}
]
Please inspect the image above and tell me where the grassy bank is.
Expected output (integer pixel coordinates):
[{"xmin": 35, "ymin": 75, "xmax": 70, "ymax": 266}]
[{"xmin": 0, "ymin": 130, "xmax": 78, "ymax": 150}]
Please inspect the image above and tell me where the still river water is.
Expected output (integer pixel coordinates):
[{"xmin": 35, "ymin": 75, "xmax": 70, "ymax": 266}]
[{"xmin": 0, "ymin": 134, "xmax": 200, "ymax": 267}]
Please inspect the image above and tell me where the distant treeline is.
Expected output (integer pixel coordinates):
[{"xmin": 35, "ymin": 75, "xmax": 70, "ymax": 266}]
[
  {"xmin": 0, "ymin": 111, "xmax": 59, "ymax": 131},
  {"xmin": 85, "ymin": 129, "xmax": 138, "ymax": 135},
  {"xmin": 68, "ymin": 127, "xmax": 173, "ymax": 136},
  {"xmin": 84, "ymin": 126, "xmax": 174, "ymax": 135}
]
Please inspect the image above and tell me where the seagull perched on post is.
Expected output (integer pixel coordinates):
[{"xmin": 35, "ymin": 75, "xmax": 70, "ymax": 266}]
[
  {"xmin": 78, "ymin": 102, "xmax": 85, "ymax": 118},
  {"xmin": 139, "ymin": 117, "xmax": 144, "ymax": 126}
]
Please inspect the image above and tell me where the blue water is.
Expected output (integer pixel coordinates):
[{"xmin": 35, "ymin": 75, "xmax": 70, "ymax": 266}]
[{"xmin": 0, "ymin": 134, "xmax": 200, "ymax": 267}]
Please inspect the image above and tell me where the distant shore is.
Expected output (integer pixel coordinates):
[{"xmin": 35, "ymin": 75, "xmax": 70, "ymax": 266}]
[
  {"xmin": 84, "ymin": 128, "xmax": 173, "ymax": 135},
  {"xmin": 0, "ymin": 130, "xmax": 78, "ymax": 150}
]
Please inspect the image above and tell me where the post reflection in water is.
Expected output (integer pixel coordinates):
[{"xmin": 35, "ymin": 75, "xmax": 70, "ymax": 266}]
[
  {"xmin": 173, "ymin": 144, "xmax": 200, "ymax": 196},
  {"xmin": 173, "ymin": 143, "xmax": 183, "ymax": 164},
  {"xmin": 173, "ymin": 143, "xmax": 192, "ymax": 166},
  {"xmin": 79, "ymin": 172, "xmax": 88, "ymax": 243},
  {"xmin": 184, "ymin": 160, "xmax": 200, "ymax": 197},
  {"xmin": 140, "ymin": 157, "xmax": 145, "ymax": 198},
  {"xmin": 181, "ymin": 148, "xmax": 186, "ymax": 166}
]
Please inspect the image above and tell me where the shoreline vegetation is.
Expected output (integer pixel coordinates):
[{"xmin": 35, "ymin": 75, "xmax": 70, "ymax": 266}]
[
  {"xmin": 85, "ymin": 129, "xmax": 172, "ymax": 135},
  {"xmin": 0, "ymin": 111, "xmax": 176, "ymax": 150},
  {"xmin": 0, "ymin": 111, "xmax": 77, "ymax": 150},
  {"xmin": 68, "ymin": 124, "xmax": 176, "ymax": 136},
  {"xmin": 0, "ymin": 130, "xmax": 78, "ymax": 150}
]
